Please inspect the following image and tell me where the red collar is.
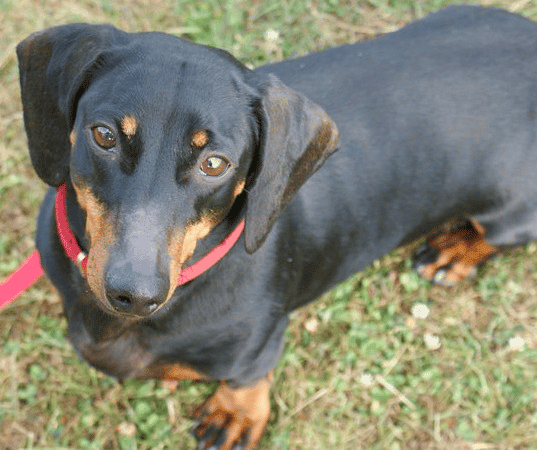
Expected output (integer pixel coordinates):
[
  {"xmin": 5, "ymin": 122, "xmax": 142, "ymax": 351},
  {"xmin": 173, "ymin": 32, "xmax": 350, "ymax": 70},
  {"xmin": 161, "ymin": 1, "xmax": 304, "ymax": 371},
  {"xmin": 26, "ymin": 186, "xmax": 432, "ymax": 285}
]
[{"xmin": 55, "ymin": 184, "xmax": 245, "ymax": 286}]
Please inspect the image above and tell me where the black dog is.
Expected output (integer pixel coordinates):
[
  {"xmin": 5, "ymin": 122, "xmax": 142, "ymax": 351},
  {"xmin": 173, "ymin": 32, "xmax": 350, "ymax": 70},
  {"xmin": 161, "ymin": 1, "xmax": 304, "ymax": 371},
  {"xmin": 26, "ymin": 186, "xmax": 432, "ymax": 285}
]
[{"xmin": 16, "ymin": 6, "xmax": 537, "ymax": 449}]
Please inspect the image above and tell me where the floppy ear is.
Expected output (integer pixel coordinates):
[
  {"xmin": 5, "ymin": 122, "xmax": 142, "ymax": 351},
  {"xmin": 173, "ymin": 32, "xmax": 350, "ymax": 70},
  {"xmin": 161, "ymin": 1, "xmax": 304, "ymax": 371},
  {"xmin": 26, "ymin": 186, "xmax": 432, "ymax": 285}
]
[
  {"xmin": 17, "ymin": 23, "xmax": 122, "ymax": 186},
  {"xmin": 245, "ymin": 74, "xmax": 340, "ymax": 253}
]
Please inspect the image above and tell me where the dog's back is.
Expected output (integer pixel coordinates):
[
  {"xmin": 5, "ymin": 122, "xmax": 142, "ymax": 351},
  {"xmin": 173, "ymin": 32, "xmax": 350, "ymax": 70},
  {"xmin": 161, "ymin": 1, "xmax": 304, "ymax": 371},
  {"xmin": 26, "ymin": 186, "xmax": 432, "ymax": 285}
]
[{"xmin": 255, "ymin": 6, "xmax": 537, "ymax": 310}]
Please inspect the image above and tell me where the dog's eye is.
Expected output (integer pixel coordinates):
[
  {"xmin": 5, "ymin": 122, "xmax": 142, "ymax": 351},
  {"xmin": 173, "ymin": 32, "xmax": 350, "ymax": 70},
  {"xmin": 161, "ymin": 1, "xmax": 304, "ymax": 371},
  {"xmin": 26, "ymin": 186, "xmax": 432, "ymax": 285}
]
[
  {"xmin": 199, "ymin": 156, "xmax": 230, "ymax": 177},
  {"xmin": 93, "ymin": 126, "xmax": 116, "ymax": 150}
]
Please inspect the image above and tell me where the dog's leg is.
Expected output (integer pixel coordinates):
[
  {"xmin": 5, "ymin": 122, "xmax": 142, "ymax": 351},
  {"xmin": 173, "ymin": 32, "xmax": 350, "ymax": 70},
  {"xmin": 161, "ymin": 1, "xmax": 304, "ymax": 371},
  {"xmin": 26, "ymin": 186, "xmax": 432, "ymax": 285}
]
[
  {"xmin": 413, "ymin": 218, "xmax": 498, "ymax": 286},
  {"xmin": 193, "ymin": 372, "xmax": 273, "ymax": 450}
]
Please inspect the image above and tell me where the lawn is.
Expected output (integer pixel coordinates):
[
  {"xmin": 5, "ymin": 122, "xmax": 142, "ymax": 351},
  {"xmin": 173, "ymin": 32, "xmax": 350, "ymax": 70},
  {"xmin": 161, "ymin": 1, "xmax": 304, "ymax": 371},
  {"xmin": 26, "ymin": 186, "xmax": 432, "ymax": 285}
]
[{"xmin": 1, "ymin": 0, "xmax": 537, "ymax": 449}]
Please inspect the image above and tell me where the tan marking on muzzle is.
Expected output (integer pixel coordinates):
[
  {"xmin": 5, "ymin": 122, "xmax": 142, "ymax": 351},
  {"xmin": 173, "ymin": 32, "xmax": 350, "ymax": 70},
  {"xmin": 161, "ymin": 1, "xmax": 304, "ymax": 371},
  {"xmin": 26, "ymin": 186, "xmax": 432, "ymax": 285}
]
[
  {"xmin": 168, "ymin": 216, "xmax": 215, "ymax": 296},
  {"xmin": 74, "ymin": 185, "xmax": 117, "ymax": 304},
  {"xmin": 233, "ymin": 180, "xmax": 246, "ymax": 199},
  {"xmin": 121, "ymin": 115, "xmax": 138, "ymax": 138},
  {"xmin": 69, "ymin": 131, "xmax": 76, "ymax": 148}
]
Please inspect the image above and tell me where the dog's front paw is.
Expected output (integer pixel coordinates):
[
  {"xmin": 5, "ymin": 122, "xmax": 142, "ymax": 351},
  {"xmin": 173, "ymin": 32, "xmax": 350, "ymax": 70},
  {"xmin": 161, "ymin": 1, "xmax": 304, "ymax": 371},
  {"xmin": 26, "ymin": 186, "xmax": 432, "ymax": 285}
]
[
  {"xmin": 413, "ymin": 219, "xmax": 497, "ymax": 286},
  {"xmin": 192, "ymin": 375, "xmax": 272, "ymax": 450}
]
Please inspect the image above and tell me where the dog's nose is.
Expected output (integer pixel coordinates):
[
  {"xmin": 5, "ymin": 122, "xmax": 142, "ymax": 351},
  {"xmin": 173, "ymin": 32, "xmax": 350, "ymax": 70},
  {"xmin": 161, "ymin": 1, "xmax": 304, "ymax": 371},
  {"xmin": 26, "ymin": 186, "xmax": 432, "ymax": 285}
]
[{"xmin": 105, "ymin": 265, "xmax": 169, "ymax": 317}]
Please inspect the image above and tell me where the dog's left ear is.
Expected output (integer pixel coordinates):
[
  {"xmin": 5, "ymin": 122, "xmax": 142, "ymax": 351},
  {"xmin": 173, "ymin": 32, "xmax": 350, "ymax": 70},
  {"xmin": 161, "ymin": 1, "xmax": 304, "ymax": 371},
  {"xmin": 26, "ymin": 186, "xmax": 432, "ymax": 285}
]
[{"xmin": 245, "ymin": 74, "xmax": 340, "ymax": 253}]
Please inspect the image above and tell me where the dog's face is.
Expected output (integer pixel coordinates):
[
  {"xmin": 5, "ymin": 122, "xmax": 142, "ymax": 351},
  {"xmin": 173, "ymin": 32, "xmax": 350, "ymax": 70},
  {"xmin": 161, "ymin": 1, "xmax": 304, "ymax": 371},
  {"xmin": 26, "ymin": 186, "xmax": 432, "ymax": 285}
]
[
  {"xmin": 67, "ymin": 42, "xmax": 257, "ymax": 314},
  {"xmin": 17, "ymin": 24, "xmax": 339, "ymax": 317}
]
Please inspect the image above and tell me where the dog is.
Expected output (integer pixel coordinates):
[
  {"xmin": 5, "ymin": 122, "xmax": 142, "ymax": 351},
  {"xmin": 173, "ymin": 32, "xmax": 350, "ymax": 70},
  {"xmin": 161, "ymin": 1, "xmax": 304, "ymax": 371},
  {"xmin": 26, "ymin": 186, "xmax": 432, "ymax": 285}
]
[{"xmin": 16, "ymin": 5, "xmax": 537, "ymax": 449}]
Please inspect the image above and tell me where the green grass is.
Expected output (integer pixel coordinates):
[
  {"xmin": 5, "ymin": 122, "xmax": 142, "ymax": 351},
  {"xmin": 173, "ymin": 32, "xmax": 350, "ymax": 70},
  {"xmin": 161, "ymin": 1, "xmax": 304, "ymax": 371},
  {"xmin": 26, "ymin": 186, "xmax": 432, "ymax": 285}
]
[{"xmin": 1, "ymin": 0, "xmax": 537, "ymax": 449}]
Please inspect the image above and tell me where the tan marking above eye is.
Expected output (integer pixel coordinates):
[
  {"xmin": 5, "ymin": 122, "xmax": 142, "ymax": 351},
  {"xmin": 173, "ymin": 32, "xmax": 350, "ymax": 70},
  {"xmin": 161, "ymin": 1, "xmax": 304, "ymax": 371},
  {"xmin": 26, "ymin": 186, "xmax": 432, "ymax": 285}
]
[
  {"xmin": 121, "ymin": 115, "xmax": 138, "ymax": 138},
  {"xmin": 93, "ymin": 126, "xmax": 116, "ymax": 150},
  {"xmin": 191, "ymin": 130, "xmax": 209, "ymax": 149}
]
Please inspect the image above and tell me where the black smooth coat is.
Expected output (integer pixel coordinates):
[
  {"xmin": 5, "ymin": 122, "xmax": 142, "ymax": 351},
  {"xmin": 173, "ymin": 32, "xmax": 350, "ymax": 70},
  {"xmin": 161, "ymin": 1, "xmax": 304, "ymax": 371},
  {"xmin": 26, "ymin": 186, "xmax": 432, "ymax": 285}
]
[{"xmin": 19, "ymin": 6, "xmax": 537, "ymax": 390}]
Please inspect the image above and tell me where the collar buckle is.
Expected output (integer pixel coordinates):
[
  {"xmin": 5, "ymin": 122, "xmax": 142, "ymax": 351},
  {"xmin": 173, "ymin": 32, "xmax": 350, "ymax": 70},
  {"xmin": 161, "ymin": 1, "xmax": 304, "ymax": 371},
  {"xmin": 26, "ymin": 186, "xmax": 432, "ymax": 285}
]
[{"xmin": 76, "ymin": 251, "xmax": 87, "ymax": 275}]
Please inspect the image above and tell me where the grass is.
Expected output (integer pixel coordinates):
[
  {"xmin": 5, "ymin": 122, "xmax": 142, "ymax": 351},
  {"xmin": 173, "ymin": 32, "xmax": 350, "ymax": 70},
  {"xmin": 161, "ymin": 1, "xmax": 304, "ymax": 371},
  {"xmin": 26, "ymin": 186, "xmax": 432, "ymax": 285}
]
[{"xmin": 1, "ymin": 0, "xmax": 537, "ymax": 449}]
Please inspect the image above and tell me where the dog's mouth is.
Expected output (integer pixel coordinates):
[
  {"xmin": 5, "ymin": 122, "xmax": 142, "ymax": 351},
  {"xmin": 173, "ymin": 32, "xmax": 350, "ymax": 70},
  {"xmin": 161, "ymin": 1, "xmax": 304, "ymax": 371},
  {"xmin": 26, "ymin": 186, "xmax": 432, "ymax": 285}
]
[{"xmin": 89, "ymin": 221, "xmax": 213, "ymax": 318}]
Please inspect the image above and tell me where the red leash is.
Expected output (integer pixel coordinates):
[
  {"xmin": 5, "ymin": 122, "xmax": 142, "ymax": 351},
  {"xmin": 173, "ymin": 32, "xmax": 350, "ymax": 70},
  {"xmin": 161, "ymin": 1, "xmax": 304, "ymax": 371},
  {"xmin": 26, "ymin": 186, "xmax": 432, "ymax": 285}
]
[
  {"xmin": 0, "ymin": 250, "xmax": 43, "ymax": 309},
  {"xmin": 1, "ymin": 184, "xmax": 244, "ymax": 309}
]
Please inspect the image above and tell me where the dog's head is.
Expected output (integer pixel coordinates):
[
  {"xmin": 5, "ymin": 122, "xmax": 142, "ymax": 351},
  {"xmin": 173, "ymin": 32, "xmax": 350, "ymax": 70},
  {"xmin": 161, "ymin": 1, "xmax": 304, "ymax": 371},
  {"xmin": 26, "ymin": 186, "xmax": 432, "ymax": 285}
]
[{"xmin": 17, "ymin": 24, "xmax": 339, "ymax": 317}]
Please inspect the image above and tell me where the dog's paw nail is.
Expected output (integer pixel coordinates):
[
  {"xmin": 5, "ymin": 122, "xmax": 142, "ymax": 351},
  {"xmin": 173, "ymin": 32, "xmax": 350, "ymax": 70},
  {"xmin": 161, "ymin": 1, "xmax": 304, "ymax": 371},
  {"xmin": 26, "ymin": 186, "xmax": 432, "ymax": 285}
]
[
  {"xmin": 433, "ymin": 266, "xmax": 457, "ymax": 286},
  {"xmin": 413, "ymin": 243, "xmax": 429, "ymax": 258},
  {"xmin": 414, "ymin": 245, "xmax": 438, "ymax": 264},
  {"xmin": 433, "ymin": 268, "xmax": 447, "ymax": 285},
  {"xmin": 195, "ymin": 424, "xmax": 218, "ymax": 449}
]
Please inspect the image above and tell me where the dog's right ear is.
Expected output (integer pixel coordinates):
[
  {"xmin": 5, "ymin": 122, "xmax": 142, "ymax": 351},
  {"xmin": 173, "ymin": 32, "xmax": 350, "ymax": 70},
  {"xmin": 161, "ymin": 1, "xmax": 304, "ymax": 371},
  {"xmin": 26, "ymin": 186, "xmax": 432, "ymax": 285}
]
[{"xmin": 17, "ymin": 24, "xmax": 123, "ymax": 186}]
